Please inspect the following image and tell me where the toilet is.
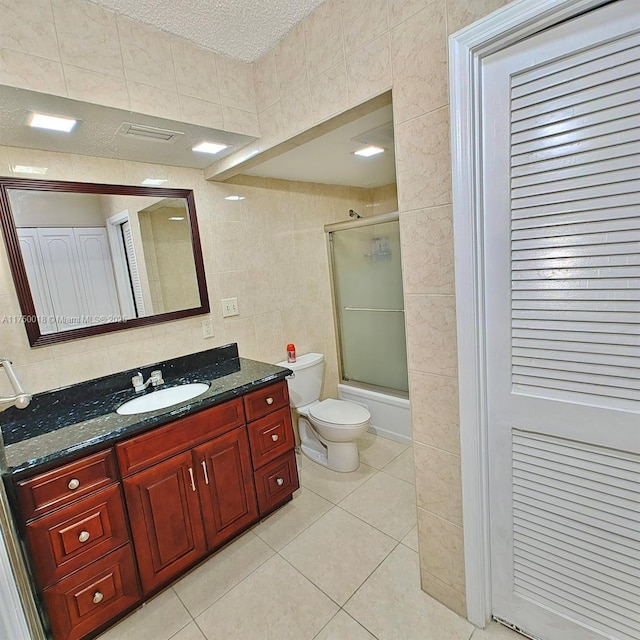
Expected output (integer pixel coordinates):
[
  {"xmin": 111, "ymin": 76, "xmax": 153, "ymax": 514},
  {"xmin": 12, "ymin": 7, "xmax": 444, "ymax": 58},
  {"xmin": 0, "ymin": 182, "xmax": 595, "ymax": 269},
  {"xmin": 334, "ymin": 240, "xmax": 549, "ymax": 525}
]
[{"xmin": 278, "ymin": 352, "xmax": 370, "ymax": 472}]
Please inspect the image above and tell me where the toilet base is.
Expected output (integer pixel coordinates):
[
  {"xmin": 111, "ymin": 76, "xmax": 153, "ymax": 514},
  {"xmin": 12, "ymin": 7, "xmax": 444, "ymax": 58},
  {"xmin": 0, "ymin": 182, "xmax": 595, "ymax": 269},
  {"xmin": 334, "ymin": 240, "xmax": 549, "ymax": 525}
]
[{"xmin": 299, "ymin": 418, "xmax": 360, "ymax": 473}]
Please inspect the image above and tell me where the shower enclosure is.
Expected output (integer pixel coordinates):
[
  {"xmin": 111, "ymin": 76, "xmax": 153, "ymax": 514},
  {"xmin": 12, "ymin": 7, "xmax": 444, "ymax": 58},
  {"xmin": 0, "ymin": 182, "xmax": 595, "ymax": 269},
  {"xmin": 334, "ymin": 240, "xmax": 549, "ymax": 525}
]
[{"xmin": 326, "ymin": 212, "xmax": 408, "ymax": 395}]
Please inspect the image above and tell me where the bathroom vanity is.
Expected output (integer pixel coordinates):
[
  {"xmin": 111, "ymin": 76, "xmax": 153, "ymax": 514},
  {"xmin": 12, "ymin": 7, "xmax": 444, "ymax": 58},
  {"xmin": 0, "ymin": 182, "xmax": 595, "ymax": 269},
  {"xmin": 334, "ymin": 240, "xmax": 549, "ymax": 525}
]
[{"xmin": 0, "ymin": 344, "xmax": 297, "ymax": 640}]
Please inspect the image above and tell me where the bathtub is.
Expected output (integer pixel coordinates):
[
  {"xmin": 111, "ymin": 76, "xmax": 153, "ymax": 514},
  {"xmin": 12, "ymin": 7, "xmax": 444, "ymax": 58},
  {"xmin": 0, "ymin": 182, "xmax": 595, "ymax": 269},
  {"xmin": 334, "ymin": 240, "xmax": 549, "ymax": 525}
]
[{"xmin": 337, "ymin": 383, "xmax": 411, "ymax": 446}]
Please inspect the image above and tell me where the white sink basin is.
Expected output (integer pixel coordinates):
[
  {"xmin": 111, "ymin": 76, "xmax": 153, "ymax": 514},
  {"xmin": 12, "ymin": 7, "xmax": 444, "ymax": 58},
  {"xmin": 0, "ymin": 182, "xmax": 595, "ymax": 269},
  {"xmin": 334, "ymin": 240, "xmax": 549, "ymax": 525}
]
[{"xmin": 116, "ymin": 383, "xmax": 210, "ymax": 415}]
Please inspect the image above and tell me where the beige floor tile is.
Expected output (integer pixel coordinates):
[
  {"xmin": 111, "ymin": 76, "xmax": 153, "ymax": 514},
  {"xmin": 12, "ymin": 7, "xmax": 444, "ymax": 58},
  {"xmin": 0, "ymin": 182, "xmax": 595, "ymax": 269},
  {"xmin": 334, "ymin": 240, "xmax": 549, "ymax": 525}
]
[
  {"xmin": 472, "ymin": 621, "xmax": 526, "ymax": 640},
  {"xmin": 345, "ymin": 545, "xmax": 474, "ymax": 640},
  {"xmin": 169, "ymin": 622, "xmax": 206, "ymax": 640},
  {"xmin": 254, "ymin": 486, "xmax": 333, "ymax": 550},
  {"xmin": 314, "ymin": 610, "xmax": 376, "ymax": 639},
  {"xmin": 296, "ymin": 449, "xmax": 313, "ymax": 469},
  {"xmin": 402, "ymin": 524, "xmax": 419, "ymax": 552},
  {"xmin": 196, "ymin": 555, "xmax": 338, "ymax": 640},
  {"xmin": 339, "ymin": 472, "xmax": 417, "ymax": 540},
  {"xmin": 280, "ymin": 506, "xmax": 396, "ymax": 605},
  {"xmin": 358, "ymin": 432, "xmax": 408, "ymax": 469},
  {"xmin": 97, "ymin": 588, "xmax": 191, "ymax": 640},
  {"xmin": 300, "ymin": 460, "xmax": 377, "ymax": 503},
  {"xmin": 173, "ymin": 530, "xmax": 274, "ymax": 617},
  {"xmin": 382, "ymin": 447, "xmax": 416, "ymax": 484}
]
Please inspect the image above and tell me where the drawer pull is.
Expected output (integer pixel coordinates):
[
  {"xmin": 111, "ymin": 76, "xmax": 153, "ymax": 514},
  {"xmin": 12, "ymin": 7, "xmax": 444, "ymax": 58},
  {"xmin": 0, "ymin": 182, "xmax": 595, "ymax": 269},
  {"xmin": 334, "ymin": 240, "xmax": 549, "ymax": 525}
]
[
  {"xmin": 201, "ymin": 460, "xmax": 210, "ymax": 485},
  {"xmin": 265, "ymin": 397, "xmax": 274, "ymax": 405},
  {"xmin": 92, "ymin": 591, "xmax": 104, "ymax": 604},
  {"xmin": 188, "ymin": 467, "xmax": 196, "ymax": 492},
  {"xmin": 271, "ymin": 434, "xmax": 279, "ymax": 442},
  {"xmin": 78, "ymin": 530, "xmax": 90, "ymax": 543},
  {"xmin": 68, "ymin": 478, "xmax": 80, "ymax": 490},
  {"xmin": 276, "ymin": 478, "xmax": 284, "ymax": 486}
]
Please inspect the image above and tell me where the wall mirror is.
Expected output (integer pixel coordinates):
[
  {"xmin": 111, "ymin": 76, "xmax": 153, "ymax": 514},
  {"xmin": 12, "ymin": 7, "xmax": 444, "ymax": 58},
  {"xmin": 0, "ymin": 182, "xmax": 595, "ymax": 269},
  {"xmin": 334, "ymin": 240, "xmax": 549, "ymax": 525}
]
[{"xmin": 0, "ymin": 178, "xmax": 209, "ymax": 346}]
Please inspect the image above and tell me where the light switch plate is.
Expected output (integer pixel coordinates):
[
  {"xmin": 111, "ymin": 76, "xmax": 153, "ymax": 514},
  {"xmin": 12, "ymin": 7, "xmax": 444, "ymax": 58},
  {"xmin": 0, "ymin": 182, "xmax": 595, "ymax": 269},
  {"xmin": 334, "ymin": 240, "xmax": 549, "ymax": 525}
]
[
  {"xmin": 201, "ymin": 317, "xmax": 214, "ymax": 338},
  {"xmin": 221, "ymin": 297, "xmax": 239, "ymax": 317}
]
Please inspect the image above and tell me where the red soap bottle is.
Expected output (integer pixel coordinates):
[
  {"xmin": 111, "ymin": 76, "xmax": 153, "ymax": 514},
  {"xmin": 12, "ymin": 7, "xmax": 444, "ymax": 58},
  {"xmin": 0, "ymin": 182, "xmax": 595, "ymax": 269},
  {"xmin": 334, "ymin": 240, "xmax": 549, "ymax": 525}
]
[{"xmin": 286, "ymin": 343, "xmax": 296, "ymax": 363}]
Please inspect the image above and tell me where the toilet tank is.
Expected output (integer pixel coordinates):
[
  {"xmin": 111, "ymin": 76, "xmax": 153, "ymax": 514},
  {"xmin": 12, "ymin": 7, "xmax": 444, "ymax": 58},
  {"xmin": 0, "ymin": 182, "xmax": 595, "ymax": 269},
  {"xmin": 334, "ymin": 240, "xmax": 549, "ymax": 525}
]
[{"xmin": 277, "ymin": 353, "xmax": 324, "ymax": 408}]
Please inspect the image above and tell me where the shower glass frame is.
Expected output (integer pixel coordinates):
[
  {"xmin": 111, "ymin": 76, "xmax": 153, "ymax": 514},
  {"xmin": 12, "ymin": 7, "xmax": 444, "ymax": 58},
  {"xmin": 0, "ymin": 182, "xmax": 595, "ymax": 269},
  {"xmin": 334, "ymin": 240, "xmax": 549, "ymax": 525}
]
[{"xmin": 325, "ymin": 211, "xmax": 409, "ymax": 398}]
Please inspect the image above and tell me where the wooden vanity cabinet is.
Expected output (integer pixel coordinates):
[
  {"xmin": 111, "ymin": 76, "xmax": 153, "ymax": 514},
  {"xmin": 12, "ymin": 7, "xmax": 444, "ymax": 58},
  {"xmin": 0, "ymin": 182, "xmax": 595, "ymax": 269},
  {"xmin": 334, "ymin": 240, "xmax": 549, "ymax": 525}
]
[
  {"xmin": 13, "ymin": 378, "xmax": 298, "ymax": 640},
  {"xmin": 15, "ymin": 449, "xmax": 140, "ymax": 640},
  {"xmin": 117, "ymin": 398, "xmax": 259, "ymax": 594},
  {"xmin": 244, "ymin": 381, "xmax": 299, "ymax": 515}
]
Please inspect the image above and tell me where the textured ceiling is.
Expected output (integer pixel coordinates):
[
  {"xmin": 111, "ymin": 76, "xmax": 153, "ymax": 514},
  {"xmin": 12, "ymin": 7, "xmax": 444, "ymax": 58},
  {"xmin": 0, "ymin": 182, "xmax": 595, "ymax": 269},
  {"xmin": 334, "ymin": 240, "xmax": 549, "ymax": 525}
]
[{"xmin": 87, "ymin": 0, "xmax": 327, "ymax": 62}]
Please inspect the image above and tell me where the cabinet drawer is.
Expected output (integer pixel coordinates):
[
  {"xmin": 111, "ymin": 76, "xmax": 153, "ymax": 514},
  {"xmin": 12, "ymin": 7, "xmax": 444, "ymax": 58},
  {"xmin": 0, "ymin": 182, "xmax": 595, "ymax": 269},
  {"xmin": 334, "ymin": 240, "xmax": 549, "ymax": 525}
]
[
  {"xmin": 116, "ymin": 398, "xmax": 244, "ymax": 476},
  {"xmin": 244, "ymin": 380, "xmax": 289, "ymax": 421},
  {"xmin": 17, "ymin": 449, "xmax": 118, "ymax": 521},
  {"xmin": 43, "ymin": 544, "xmax": 140, "ymax": 640},
  {"xmin": 247, "ymin": 407, "xmax": 294, "ymax": 469},
  {"xmin": 254, "ymin": 450, "xmax": 299, "ymax": 515},
  {"xmin": 26, "ymin": 484, "xmax": 130, "ymax": 588}
]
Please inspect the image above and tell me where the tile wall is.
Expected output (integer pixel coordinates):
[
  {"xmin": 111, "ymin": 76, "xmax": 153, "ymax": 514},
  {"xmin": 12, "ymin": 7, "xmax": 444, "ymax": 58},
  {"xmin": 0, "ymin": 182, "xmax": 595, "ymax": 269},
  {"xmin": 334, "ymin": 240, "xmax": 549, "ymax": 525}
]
[
  {"xmin": 213, "ymin": 0, "xmax": 513, "ymax": 617},
  {"xmin": 0, "ymin": 0, "xmax": 515, "ymax": 619},
  {"xmin": 0, "ymin": 146, "xmax": 382, "ymax": 402},
  {"xmin": 0, "ymin": 0, "xmax": 257, "ymax": 135}
]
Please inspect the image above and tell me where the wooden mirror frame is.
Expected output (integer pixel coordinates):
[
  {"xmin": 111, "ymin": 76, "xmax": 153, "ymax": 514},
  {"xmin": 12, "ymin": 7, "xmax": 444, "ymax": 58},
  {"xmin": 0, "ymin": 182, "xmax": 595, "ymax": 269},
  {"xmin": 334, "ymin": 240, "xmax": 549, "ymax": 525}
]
[{"xmin": 0, "ymin": 177, "xmax": 210, "ymax": 347}]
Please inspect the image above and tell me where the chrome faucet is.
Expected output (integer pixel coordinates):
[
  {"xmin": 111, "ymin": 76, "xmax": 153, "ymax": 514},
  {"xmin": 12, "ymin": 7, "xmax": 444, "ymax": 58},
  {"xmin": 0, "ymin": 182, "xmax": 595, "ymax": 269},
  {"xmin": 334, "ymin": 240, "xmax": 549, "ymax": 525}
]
[{"xmin": 131, "ymin": 369, "xmax": 164, "ymax": 393}]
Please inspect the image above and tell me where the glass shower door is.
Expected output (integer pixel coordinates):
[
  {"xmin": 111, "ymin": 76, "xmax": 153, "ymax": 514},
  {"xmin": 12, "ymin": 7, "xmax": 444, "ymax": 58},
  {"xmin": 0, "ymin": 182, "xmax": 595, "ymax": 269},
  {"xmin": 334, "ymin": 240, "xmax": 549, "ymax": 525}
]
[{"xmin": 329, "ymin": 218, "xmax": 408, "ymax": 394}]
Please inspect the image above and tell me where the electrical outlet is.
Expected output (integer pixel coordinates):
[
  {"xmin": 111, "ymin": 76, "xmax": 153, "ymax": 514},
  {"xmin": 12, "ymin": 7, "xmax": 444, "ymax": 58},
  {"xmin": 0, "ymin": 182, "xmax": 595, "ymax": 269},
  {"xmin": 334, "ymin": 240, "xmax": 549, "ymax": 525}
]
[
  {"xmin": 221, "ymin": 297, "xmax": 239, "ymax": 318},
  {"xmin": 201, "ymin": 317, "xmax": 214, "ymax": 339}
]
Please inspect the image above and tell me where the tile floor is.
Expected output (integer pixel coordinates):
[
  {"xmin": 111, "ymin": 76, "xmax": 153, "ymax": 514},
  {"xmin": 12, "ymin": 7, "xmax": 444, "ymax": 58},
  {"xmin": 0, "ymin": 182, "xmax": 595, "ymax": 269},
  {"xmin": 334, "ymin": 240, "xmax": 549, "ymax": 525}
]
[{"xmin": 98, "ymin": 433, "xmax": 523, "ymax": 640}]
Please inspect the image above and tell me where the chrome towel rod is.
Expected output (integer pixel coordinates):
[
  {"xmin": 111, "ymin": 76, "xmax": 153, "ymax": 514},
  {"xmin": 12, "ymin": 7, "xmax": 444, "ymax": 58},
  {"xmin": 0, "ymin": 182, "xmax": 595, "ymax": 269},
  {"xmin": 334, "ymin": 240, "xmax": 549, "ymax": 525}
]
[
  {"xmin": 344, "ymin": 307, "xmax": 405, "ymax": 313},
  {"xmin": 0, "ymin": 357, "xmax": 31, "ymax": 409}
]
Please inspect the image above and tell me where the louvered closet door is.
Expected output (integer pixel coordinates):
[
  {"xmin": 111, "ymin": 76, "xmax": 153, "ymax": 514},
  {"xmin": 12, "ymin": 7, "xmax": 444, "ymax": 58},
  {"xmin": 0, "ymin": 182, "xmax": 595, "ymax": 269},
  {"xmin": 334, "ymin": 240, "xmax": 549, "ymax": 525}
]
[{"xmin": 482, "ymin": 2, "xmax": 640, "ymax": 639}]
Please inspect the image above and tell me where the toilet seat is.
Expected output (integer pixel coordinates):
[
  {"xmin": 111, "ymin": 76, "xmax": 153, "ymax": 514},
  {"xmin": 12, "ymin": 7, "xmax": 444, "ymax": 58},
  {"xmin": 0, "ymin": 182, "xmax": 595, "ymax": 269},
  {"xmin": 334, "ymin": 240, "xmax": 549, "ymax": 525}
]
[{"xmin": 309, "ymin": 398, "xmax": 370, "ymax": 428}]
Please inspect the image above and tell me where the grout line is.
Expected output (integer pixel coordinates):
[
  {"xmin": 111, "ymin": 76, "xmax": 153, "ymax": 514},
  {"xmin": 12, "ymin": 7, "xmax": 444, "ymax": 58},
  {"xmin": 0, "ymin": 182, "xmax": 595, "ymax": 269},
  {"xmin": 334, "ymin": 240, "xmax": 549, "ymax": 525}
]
[{"xmin": 173, "ymin": 531, "xmax": 275, "ymax": 620}]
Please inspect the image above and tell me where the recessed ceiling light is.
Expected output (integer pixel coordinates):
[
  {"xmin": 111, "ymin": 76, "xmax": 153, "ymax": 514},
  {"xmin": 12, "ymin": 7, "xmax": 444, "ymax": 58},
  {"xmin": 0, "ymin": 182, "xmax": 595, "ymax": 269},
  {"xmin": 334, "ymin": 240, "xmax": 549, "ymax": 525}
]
[
  {"xmin": 12, "ymin": 165, "xmax": 48, "ymax": 175},
  {"xmin": 168, "ymin": 216, "xmax": 185, "ymax": 221},
  {"xmin": 353, "ymin": 146, "xmax": 385, "ymax": 157},
  {"xmin": 192, "ymin": 141, "xmax": 228, "ymax": 154},
  {"xmin": 142, "ymin": 178, "xmax": 168, "ymax": 186},
  {"xmin": 29, "ymin": 112, "xmax": 78, "ymax": 133},
  {"xmin": 224, "ymin": 195, "xmax": 245, "ymax": 201}
]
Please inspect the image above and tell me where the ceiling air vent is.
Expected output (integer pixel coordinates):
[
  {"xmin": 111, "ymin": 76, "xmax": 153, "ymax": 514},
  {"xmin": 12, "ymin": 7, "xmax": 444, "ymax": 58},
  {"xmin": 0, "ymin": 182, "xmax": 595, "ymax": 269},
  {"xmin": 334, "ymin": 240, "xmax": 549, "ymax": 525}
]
[
  {"xmin": 351, "ymin": 121, "xmax": 394, "ymax": 150},
  {"xmin": 117, "ymin": 122, "xmax": 184, "ymax": 144}
]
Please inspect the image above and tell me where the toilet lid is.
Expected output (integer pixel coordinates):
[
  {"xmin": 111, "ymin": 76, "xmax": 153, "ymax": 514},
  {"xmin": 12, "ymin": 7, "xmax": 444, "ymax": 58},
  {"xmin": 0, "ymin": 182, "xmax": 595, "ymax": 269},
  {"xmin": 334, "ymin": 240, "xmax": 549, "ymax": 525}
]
[{"xmin": 309, "ymin": 398, "xmax": 370, "ymax": 426}]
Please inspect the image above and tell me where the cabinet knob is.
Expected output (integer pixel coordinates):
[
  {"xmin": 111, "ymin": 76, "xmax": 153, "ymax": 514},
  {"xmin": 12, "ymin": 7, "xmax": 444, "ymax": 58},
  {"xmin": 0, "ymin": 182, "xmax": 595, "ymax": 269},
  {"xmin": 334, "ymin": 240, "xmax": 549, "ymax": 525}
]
[
  {"xmin": 78, "ymin": 531, "xmax": 90, "ymax": 543},
  {"xmin": 265, "ymin": 397, "xmax": 274, "ymax": 405},
  {"xmin": 276, "ymin": 478, "xmax": 284, "ymax": 486},
  {"xmin": 68, "ymin": 478, "xmax": 80, "ymax": 490},
  {"xmin": 271, "ymin": 434, "xmax": 279, "ymax": 442},
  {"xmin": 92, "ymin": 592, "xmax": 103, "ymax": 604}
]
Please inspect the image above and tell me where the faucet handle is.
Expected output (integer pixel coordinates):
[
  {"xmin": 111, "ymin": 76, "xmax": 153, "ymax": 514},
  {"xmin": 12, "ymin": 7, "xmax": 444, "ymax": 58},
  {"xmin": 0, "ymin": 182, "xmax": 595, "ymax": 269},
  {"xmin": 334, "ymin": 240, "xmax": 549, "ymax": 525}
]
[
  {"xmin": 150, "ymin": 370, "xmax": 164, "ymax": 386},
  {"xmin": 132, "ymin": 372, "xmax": 144, "ymax": 392}
]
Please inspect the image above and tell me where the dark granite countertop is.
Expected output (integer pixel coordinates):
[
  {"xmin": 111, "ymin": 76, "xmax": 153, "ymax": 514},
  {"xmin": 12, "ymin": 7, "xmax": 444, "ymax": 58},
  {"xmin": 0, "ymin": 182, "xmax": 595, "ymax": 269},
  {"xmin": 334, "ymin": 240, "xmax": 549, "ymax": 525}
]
[{"xmin": 0, "ymin": 344, "xmax": 292, "ymax": 477}]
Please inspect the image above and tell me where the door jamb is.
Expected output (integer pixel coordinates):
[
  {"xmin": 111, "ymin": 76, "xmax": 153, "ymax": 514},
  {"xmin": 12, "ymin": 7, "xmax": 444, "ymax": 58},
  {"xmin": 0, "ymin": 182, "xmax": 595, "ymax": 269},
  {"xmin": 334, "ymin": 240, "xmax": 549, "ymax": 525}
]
[{"xmin": 449, "ymin": 0, "xmax": 612, "ymax": 627}]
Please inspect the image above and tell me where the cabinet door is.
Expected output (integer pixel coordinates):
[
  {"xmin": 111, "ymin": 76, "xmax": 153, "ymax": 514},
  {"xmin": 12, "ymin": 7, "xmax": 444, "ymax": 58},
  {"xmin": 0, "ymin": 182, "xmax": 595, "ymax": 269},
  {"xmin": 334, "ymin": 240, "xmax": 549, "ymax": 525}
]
[
  {"xmin": 123, "ymin": 451, "xmax": 206, "ymax": 594},
  {"xmin": 194, "ymin": 427, "xmax": 258, "ymax": 550}
]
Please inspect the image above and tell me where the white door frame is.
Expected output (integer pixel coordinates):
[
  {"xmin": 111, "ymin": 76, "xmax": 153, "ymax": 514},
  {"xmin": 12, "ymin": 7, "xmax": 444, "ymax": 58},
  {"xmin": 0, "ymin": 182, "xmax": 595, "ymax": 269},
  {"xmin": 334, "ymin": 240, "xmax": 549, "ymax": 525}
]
[
  {"xmin": 449, "ymin": 0, "xmax": 614, "ymax": 627},
  {"xmin": 106, "ymin": 210, "xmax": 138, "ymax": 320}
]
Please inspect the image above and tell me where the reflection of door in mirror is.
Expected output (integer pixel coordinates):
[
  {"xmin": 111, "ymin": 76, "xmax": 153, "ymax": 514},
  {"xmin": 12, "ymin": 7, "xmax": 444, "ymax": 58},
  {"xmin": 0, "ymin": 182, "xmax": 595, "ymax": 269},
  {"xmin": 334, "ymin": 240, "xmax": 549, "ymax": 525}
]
[
  {"xmin": 105, "ymin": 210, "xmax": 145, "ymax": 321},
  {"xmin": 10, "ymin": 191, "xmax": 124, "ymax": 334},
  {"xmin": 17, "ymin": 227, "xmax": 121, "ymax": 334}
]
